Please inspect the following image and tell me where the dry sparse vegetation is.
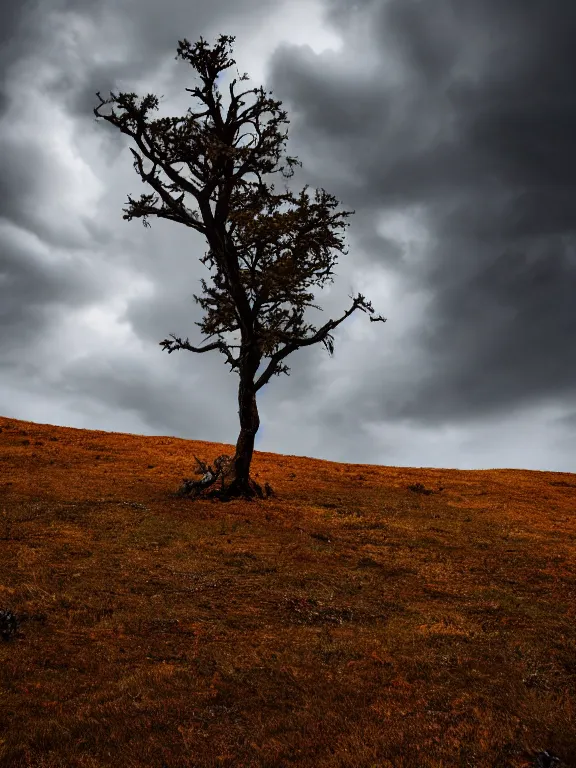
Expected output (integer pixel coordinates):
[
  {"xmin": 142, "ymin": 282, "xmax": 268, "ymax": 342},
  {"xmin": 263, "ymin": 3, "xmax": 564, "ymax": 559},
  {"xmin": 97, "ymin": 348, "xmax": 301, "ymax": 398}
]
[{"xmin": 0, "ymin": 415, "xmax": 575, "ymax": 767}]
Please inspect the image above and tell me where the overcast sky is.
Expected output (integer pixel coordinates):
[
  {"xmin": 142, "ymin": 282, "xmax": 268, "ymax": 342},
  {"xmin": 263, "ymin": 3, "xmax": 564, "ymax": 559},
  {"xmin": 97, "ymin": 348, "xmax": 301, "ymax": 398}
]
[{"xmin": 1, "ymin": 0, "xmax": 575, "ymax": 473}]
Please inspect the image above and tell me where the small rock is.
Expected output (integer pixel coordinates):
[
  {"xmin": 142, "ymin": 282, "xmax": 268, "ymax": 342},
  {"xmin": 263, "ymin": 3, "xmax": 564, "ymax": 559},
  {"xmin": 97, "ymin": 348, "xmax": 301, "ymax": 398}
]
[
  {"xmin": 0, "ymin": 609, "xmax": 20, "ymax": 641},
  {"xmin": 533, "ymin": 750, "xmax": 564, "ymax": 768}
]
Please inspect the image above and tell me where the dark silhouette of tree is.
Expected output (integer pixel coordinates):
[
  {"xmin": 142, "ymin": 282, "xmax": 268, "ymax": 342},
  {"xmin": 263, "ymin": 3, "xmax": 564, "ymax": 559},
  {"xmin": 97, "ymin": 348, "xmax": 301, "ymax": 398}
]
[{"xmin": 94, "ymin": 33, "xmax": 386, "ymax": 502}]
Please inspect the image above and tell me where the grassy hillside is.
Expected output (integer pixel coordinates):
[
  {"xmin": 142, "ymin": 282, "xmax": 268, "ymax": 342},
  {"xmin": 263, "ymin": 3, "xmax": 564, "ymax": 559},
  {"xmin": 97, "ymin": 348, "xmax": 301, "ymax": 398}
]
[{"xmin": 0, "ymin": 414, "xmax": 575, "ymax": 767}]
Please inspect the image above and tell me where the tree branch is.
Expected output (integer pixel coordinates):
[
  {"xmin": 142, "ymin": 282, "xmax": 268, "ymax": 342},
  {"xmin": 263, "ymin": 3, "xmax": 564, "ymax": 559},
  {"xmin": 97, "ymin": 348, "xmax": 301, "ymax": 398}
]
[
  {"xmin": 125, "ymin": 148, "xmax": 208, "ymax": 232},
  {"xmin": 254, "ymin": 293, "xmax": 386, "ymax": 392},
  {"xmin": 159, "ymin": 334, "xmax": 240, "ymax": 372}
]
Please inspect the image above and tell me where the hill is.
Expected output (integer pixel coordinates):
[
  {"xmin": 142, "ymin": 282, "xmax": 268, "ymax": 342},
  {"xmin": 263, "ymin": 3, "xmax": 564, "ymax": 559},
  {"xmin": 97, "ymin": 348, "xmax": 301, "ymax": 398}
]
[{"xmin": 1, "ymin": 415, "xmax": 575, "ymax": 767}]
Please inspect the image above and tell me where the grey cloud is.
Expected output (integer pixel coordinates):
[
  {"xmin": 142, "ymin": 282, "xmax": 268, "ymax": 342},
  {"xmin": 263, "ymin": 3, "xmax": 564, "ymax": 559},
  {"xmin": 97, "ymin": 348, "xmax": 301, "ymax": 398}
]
[{"xmin": 0, "ymin": 0, "xmax": 575, "ymax": 473}]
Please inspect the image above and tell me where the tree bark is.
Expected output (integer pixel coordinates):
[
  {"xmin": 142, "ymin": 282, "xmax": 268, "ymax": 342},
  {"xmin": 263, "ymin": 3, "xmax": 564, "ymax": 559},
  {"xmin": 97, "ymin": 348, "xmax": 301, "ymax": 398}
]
[{"xmin": 224, "ymin": 377, "xmax": 263, "ymax": 499}]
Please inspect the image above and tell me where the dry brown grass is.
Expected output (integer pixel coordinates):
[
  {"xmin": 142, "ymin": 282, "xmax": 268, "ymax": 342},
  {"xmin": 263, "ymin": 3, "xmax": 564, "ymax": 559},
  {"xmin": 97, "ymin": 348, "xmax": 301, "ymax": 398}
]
[{"xmin": 0, "ymin": 414, "xmax": 575, "ymax": 768}]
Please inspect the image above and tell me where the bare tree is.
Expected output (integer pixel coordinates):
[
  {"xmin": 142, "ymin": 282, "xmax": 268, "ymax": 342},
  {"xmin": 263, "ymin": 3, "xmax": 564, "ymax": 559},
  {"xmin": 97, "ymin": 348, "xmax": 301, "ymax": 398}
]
[{"xmin": 94, "ymin": 33, "xmax": 386, "ymax": 502}]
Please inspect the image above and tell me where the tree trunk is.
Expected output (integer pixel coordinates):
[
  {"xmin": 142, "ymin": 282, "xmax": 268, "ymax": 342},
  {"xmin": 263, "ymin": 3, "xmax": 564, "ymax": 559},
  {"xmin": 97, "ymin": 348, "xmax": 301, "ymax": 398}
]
[
  {"xmin": 175, "ymin": 352, "xmax": 275, "ymax": 501},
  {"xmin": 224, "ymin": 377, "xmax": 263, "ymax": 499}
]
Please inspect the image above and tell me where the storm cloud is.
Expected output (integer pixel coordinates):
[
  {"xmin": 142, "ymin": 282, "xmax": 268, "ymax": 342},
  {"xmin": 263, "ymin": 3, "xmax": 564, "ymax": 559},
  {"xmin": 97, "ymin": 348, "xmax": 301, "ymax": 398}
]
[{"xmin": 1, "ymin": 0, "xmax": 575, "ymax": 472}]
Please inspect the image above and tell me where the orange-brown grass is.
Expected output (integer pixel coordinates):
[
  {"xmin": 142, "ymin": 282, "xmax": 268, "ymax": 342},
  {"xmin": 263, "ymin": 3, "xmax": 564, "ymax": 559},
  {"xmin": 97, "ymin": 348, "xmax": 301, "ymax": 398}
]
[{"xmin": 0, "ymin": 414, "xmax": 575, "ymax": 768}]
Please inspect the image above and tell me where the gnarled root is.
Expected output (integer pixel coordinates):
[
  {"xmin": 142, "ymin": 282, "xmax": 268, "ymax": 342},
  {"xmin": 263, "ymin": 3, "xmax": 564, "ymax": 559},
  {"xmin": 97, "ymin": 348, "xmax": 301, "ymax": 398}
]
[{"xmin": 175, "ymin": 454, "xmax": 275, "ymax": 502}]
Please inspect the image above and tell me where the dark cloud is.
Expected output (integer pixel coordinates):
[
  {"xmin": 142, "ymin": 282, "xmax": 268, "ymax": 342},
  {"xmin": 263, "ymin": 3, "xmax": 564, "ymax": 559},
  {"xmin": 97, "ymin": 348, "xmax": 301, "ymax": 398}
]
[
  {"xmin": 0, "ymin": 0, "xmax": 44, "ymax": 109},
  {"xmin": 264, "ymin": 0, "xmax": 576, "ymax": 432},
  {"xmin": 0, "ymin": 0, "xmax": 575, "ymax": 472}
]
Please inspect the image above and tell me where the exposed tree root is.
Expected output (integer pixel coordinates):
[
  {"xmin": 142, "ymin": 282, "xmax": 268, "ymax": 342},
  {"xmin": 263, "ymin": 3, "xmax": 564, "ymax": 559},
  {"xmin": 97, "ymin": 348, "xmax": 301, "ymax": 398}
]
[{"xmin": 175, "ymin": 454, "xmax": 275, "ymax": 502}]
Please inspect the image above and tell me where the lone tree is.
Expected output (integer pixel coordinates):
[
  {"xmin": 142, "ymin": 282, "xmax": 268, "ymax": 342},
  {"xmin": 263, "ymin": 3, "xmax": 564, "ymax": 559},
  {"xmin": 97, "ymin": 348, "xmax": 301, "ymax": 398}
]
[{"xmin": 94, "ymin": 33, "xmax": 386, "ymax": 502}]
